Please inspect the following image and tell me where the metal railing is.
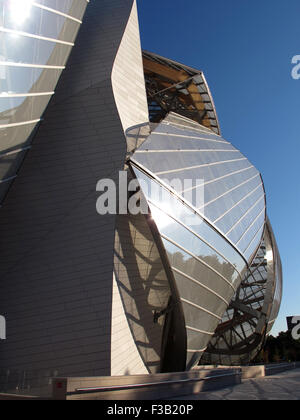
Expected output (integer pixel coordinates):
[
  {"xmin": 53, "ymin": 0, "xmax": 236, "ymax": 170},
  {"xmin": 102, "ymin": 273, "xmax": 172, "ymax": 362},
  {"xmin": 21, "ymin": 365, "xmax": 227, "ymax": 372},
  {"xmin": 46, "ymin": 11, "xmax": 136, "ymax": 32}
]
[
  {"xmin": 0, "ymin": 369, "xmax": 57, "ymax": 398},
  {"xmin": 67, "ymin": 370, "xmax": 241, "ymax": 396}
]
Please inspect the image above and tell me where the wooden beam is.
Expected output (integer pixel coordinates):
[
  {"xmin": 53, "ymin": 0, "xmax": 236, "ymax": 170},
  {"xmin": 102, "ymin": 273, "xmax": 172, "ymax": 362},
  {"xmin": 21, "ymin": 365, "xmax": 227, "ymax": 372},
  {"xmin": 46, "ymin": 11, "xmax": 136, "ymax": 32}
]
[
  {"xmin": 144, "ymin": 57, "xmax": 212, "ymax": 128},
  {"xmin": 143, "ymin": 57, "xmax": 183, "ymax": 81}
]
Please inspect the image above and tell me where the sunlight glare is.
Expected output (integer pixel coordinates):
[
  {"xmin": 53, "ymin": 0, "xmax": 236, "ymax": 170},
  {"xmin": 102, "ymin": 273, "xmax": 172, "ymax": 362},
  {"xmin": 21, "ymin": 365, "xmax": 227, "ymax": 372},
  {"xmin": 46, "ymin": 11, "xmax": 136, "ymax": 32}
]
[{"xmin": 8, "ymin": 0, "xmax": 33, "ymax": 25}]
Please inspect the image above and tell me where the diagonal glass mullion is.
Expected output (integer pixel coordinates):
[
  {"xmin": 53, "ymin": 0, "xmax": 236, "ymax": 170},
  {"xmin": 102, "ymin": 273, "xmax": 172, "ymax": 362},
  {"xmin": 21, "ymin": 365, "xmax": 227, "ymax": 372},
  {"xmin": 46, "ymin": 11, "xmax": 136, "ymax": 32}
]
[
  {"xmin": 199, "ymin": 173, "xmax": 260, "ymax": 211},
  {"xmin": 213, "ymin": 183, "xmax": 263, "ymax": 224},
  {"xmin": 225, "ymin": 195, "xmax": 265, "ymax": 236},
  {"xmin": 147, "ymin": 197, "xmax": 244, "ymax": 280},
  {"xmin": 32, "ymin": 2, "xmax": 83, "ymax": 24},
  {"xmin": 181, "ymin": 165, "xmax": 254, "ymax": 194},
  {"xmin": 155, "ymin": 157, "xmax": 247, "ymax": 176},
  {"xmin": 236, "ymin": 208, "xmax": 266, "ymax": 247}
]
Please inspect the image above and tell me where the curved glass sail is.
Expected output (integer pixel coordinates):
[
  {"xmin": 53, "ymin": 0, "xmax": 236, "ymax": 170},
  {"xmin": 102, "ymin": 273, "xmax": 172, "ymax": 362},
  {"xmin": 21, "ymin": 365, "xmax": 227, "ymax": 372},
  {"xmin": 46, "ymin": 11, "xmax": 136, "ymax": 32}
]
[
  {"xmin": 0, "ymin": 0, "xmax": 88, "ymax": 203},
  {"xmin": 201, "ymin": 219, "xmax": 283, "ymax": 366},
  {"xmin": 131, "ymin": 112, "xmax": 266, "ymax": 262},
  {"xmin": 129, "ymin": 110, "xmax": 272, "ymax": 369},
  {"xmin": 131, "ymin": 164, "xmax": 248, "ymax": 369}
]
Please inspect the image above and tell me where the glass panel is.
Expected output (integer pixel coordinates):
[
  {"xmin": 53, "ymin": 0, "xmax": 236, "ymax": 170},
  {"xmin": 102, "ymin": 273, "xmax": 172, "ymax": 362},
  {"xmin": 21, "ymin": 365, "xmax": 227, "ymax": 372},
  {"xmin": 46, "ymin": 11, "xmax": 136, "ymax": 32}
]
[
  {"xmin": 0, "ymin": 95, "xmax": 54, "ymax": 125},
  {"xmin": 202, "ymin": 167, "xmax": 259, "ymax": 205},
  {"xmin": 131, "ymin": 112, "xmax": 266, "ymax": 264},
  {"xmin": 184, "ymin": 302, "xmax": 222, "ymax": 352},
  {"xmin": 132, "ymin": 163, "xmax": 256, "ymax": 369},
  {"xmin": 134, "ymin": 150, "xmax": 243, "ymax": 176},
  {"xmin": 158, "ymin": 159, "xmax": 253, "ymax": 196},
  {"xmin": 215, "ymin": 184, "xmax": 264, "ymax": 231},
  {"xmin": 0, "ymin": 2, "xmax": 80, "ymax": 43},
  {"xmin": 132, "ymin": 166, "xmax": 246, "ymax": 275},
  {"xmin": 163, "ymin": 239, "xmax": 236, "ymax": 303},
  {"xmin": 203, "ymin": 176, "xmax": 263, "ymax": 223},
  {"xmin": 0, "ymin": 123, "xmax": 37, "ymax": 151},
  {"xmin": 137, "ymin": 132, "xmax": 235, "ymax": 152},
  {"xmin": 154, "ymin": 208, "xmax": 240, "ymax": 289},
  {"xmin": 200, "ymin": 219, "xmax": 282, "ymax": 367},
  {"xmin": 227, "ymin": 199, "xmax": 266, "ymax": 244},
  {"xmin": 187, "ymin": 329, "xmax": 211, "ymax": 353},
  {"xmin": 0, "ymin": 149, "xmax": 26, "ymax": 180},
  {"xmin": 0, "ymin": 0, "xmax": 87, "ymax": 204},
  {"xmin": 37, "ymin": 0, "xmax": 87, "ymax": 21},
  {"xmin": 0, "ymin": 32, "xmax": 72, "ymax": 66},
  {"xmin": 163, "ymin": 112, "xmax": 211, "ymax": 131},
  {"xmin": 174, "ymin": 271, "xmax": 229, "ymax": 320},
  {"xmin": 237, "ymin": 212, "xmax": 265, "ymax": 253},
  {"xmin": 158, "ymin": 120, "xmax": 223, "ymax": 142},
  {"xmin": 0, "ymin": 66, "xmax": 63, "ymax": 94}
]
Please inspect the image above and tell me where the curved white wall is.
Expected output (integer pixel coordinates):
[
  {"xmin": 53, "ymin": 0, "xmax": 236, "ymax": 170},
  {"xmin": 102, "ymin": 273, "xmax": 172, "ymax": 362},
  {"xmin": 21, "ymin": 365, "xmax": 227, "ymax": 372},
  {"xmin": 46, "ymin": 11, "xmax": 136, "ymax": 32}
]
[
  {"xmin": 110, "ymin": 0, "xmax": 153, "ymax": 376},
  {"xmin": 111, "ymin": 0, "xmax": 149, "ymax": 133}
]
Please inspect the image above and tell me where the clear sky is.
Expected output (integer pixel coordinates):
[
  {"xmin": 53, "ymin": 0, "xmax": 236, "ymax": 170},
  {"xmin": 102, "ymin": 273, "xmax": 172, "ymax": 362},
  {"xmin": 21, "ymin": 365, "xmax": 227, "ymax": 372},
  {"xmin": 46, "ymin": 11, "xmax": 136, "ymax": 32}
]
[{"xmin": 137, "ymin": 0, "xmax": 300, "ymax": 335}]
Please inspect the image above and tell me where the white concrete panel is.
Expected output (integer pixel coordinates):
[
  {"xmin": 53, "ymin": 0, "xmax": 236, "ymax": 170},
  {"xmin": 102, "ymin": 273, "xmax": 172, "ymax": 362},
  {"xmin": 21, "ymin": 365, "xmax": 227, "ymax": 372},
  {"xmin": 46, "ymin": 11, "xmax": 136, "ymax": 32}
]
[
  {"xmin": 111, "ymin": 0, "xmax": 149, "ymax": 133},
  {"xmin": 111, "ymin": 275, "xmax": 148, "ymax": 376}
]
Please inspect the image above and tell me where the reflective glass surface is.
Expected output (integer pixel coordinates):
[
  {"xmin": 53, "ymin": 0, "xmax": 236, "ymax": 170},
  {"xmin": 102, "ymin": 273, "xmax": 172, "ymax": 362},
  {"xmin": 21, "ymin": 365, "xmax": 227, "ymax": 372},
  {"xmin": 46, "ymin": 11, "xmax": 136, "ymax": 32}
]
[
  {"xmin": 201, "ymin": 219, "xmax": 282, "ymax": 366},
  {"xmin": 163, "ymin": 113, "xmax": 218, "ymax": 135},
  {"xmin": 0, "ymin": 32, "xmax": 72, "ymax": 65},
  {"xmin": 0, "ymin": 2, "xmax": 80, "ymax": 42},
  {"xmin": 0, "ymin": 148, "xmax": 26, "ymax": 180},
  {"xmin": 267, "ymin": 221, "xmax": 283, "ymax": 328},
  {"xmin": 0, "ymin": 95, "xmax": 53, "ymax": 125},
  {"xmin": 36, "ymin": 1, "xmax": 87, "ymax": 21},
  {"xmin": 131, "ymin": 165, "xmax": 248, "ymax": 369},
  {"xmin": 131, "ymin": 112, "xmax": 266, "ymax": 261},
  {"xmin": 0, "ymin": 66, "xmax": 63, "ymax": 94},
  {"xmin": 0, "ymin": 0, "xmax": 88, "ymax": 203},
  {"xmin": 132, "ymin": 166, "xmax": 246, "ymax": 275}
]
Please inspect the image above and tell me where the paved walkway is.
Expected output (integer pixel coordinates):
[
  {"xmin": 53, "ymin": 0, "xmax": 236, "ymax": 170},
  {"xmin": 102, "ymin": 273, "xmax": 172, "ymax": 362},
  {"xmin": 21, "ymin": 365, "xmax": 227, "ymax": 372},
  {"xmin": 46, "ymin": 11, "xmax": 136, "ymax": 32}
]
[{"xmin": 178, "ymin": 368, "xmax": 300, "ymax": 400}]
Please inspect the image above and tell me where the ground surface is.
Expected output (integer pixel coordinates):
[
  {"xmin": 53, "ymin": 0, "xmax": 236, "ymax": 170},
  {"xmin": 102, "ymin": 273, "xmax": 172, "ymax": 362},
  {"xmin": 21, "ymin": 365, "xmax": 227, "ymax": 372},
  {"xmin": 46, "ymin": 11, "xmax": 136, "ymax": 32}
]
[{"xmin": 176, "ymin": 368, "xmax": 300, "ymax": 400}]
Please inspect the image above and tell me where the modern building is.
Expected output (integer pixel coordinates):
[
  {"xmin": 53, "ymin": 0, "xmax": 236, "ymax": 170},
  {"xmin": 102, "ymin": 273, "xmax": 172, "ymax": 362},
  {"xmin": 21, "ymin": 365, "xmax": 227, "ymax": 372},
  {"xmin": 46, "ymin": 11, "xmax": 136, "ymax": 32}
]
[{"xmin": 0, "ymin": 0, "xmax": 282, "ymax": 388}]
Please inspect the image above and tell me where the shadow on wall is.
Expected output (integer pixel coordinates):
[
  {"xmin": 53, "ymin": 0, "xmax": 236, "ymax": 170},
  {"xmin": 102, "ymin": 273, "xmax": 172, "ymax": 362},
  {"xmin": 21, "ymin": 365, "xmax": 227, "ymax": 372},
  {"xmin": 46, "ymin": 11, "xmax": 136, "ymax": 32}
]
[{"xmin": 114, "ymin": 210, "xmax": 172, "ymax": 374}]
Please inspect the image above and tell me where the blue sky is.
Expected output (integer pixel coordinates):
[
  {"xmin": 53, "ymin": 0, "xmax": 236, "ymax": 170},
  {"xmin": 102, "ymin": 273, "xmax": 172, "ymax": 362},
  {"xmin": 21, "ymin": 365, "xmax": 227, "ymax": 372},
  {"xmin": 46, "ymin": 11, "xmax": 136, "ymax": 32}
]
[{"xmin": 137, "ymin": 0, "xmax": 300, "ymax": 335}]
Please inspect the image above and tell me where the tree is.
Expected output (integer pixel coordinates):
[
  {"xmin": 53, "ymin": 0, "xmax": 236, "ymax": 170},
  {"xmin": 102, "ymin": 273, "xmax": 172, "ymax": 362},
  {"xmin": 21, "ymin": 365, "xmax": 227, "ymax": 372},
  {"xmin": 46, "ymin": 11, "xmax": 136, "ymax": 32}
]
[{"xmin": 255, "ymin": 331, "xmax": 300, "ymax": 363}]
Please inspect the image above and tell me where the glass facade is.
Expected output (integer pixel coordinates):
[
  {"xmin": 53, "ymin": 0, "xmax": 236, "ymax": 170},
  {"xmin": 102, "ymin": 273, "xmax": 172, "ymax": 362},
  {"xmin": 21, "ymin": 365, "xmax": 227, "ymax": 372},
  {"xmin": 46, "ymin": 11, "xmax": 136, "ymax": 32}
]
[
  {"xmin": 0, "ymin": 0, "xmax": 88, "ymax": 203},
  {"xmin": 201, "ymin": 220, "xmax": 283, "ymax": 365},
  {"xmin": 131, "ymin": 112, "xmax": 266, "ymax": 262},
  {"xmin": 0, "ymin": 5, "xmax": 282, "ymax": 376},
  {"xmin": 130, "ymin": 107, "xmax": 280, "ymax": 369},
  {"xmin": 131, "ymin": 165, "xmax": 248, "ymax": 369}
]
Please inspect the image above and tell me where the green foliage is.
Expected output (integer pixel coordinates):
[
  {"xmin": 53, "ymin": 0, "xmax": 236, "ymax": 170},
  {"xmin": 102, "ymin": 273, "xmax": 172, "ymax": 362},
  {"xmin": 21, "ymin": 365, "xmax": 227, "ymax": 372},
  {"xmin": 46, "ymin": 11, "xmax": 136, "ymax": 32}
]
[{"xmin": 254, "ymin": 331, "xmax": 300, "ymax": 363}]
